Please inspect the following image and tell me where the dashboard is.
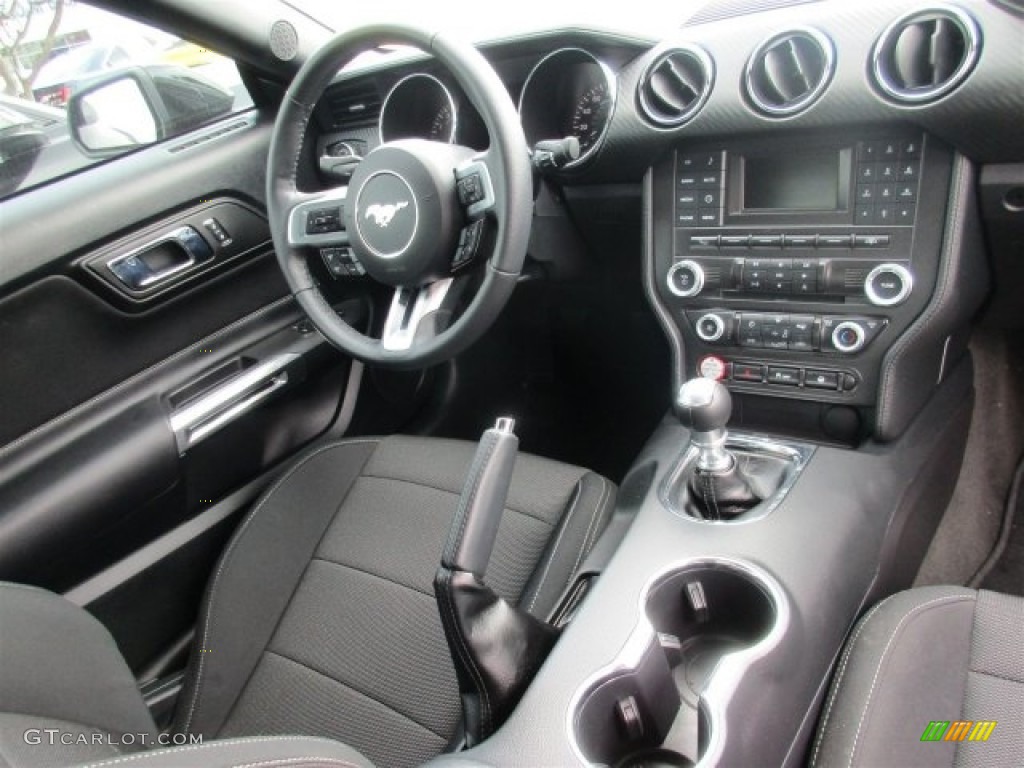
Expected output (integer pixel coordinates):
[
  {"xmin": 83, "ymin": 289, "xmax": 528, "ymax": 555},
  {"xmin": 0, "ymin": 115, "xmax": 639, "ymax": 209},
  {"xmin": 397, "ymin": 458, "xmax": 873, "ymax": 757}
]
[{"xmin": 307, "ymin": 0, "xmax": 1022, "ymax": 443}]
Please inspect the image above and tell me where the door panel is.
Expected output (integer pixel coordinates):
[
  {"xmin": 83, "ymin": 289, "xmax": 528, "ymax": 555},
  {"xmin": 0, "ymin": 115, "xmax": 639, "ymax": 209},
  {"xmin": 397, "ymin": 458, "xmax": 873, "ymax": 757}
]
[{"xmin": 0, "ymin": 108, "xmax": 365, "ymax": 664}]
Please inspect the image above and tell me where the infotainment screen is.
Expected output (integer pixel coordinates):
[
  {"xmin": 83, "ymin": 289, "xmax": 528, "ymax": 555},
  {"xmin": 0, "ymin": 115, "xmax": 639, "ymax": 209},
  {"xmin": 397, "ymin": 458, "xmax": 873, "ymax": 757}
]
[{"xmin": 742, "ymin": 149, "xmax": 849, "ymax": 212}]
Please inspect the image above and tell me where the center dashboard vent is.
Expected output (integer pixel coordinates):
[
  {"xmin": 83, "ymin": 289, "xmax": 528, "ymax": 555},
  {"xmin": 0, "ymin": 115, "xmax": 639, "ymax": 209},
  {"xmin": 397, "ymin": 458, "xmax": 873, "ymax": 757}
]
[
  {"xmin": 318, "ymin": 80, "xmax": 382, "ymax": 131},
  {"xmin": 637, "ymin": 46, "xmax": 715, "ymax": 127},
  {"xmin": 743, "ymin": 28, "xmax": 835, "ymax": 117},
  {"xmin": 870, "ymin": 6, "xmax": 981, "ymax": 104}
]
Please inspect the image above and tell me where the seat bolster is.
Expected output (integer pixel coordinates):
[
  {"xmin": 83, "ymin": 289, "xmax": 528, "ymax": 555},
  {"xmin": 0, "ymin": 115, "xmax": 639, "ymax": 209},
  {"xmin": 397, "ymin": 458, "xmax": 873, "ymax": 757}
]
[
  {"xmin": 64, "ymin": 735, "xmax": 375, "ymax": 768},
  {"xmin": 0, "ymin": 582, "xmax": 156, "ymax": 739},
  {"xmin": 811, "ymin": 585, "xmax": 977, "ymax": 768}
]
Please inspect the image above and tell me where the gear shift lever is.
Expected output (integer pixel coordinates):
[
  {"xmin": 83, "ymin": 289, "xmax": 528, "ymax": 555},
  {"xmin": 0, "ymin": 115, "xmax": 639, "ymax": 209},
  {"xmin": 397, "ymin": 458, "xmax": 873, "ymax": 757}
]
[{"xmin": 676, "ymin": 378, "xmax": 760, "ymax": 520}]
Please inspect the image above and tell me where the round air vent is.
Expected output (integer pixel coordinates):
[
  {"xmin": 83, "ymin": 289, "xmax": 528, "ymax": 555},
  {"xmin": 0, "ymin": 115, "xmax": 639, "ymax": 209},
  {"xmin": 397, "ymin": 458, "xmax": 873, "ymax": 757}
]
[
  {"xmin": 744, "ymin": 28, "xmax": 835, "ymax": 117},
  {"xmin": 871, "ymin": 6, "xmax": 981, "ymax": 104},
  {"xmin": 637, "ymin": 46, "xmax": 714, "ymax": 128}
]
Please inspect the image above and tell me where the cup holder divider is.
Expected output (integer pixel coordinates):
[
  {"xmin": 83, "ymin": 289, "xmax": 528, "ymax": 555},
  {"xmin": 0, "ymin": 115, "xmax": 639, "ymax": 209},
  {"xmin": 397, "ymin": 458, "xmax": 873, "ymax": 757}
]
[{"xmin": 568, "ymin": 558, "xmax": 789, "ymax": 767}]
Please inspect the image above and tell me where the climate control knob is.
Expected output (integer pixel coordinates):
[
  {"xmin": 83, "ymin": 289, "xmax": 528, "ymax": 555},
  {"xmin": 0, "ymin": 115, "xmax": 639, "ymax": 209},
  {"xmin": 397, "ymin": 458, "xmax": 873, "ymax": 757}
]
[
  {"xmin": 865, "ymin": 263, "xmax": 913, "ymax": 307},
  {"xmin": 695, "ymin": 312, "xmax": 726, "ymax": 342},
  {"xmin": 666, "ymin": 260, "xmax": 704, "ymax": 298},
  {"xmin": 832, "ymin": 321, "xmax": 867, "ymax": 354}
]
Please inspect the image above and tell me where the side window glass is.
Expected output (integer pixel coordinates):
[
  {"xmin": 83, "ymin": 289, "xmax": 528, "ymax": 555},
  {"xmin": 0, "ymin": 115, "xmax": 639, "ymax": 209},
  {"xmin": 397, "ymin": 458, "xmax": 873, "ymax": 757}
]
[{"xmin": 0, "ymin": 2, "xmax": 255, "ymax": 201}]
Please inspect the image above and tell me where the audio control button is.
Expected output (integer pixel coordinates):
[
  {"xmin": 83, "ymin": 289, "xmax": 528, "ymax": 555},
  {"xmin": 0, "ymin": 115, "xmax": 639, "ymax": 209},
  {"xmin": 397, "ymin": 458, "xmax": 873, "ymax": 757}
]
[
  {"xmin": 854, "ymin": 234, "xmax": 890, "ymax": 248},
  {"xmin": 695, "ymin": 313, "xmax": 727, "ymax": 342},
  {"xmin": 832, "ymin": 322, "xmax": 866, "ymax": 353},
  {"xmin": 721, "ymin": 235, "xmax": 749, "ymax": 248},
  {"xmin": 865, "ymin": 264, "xmax": 913, "ymax": 307},
  {"xmin": 666, "ymin": 260, "xmax": 705, "ymax": 298}
]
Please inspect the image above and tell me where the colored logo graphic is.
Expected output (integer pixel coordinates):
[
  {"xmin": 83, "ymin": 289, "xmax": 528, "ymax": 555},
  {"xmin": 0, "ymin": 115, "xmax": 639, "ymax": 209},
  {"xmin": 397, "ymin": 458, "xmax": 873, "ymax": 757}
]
[{"xmin": 921, "ymin": 721, "xmax": 997, "ymax": 742}]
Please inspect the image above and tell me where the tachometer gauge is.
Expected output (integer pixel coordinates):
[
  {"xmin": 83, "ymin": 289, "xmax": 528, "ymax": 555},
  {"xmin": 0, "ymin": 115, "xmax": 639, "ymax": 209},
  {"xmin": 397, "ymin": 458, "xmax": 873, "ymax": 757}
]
[
  {"xmin": 380, "ymin": 73, "xmax": 457, "ymax": 144},
  {"xmin": 570, "ymin": 82, "xmax": 612, "ymax": 155}
]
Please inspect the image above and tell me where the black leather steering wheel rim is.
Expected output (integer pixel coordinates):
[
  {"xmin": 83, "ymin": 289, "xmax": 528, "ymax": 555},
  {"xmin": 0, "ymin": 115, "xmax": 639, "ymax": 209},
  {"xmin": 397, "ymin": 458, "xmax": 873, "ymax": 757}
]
[{"xmin": 266, "ymin": 24, "xmax": 533, "ymax": 369}]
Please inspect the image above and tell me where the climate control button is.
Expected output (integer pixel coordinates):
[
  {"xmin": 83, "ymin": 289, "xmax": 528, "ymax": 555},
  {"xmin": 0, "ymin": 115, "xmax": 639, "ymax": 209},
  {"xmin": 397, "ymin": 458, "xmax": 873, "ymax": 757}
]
[
  {"xmin": 865, "ymin": 263, "xmax": 913, "ymax": 307},
  {"xmin": 666, "ymin": 259, "xmax": 705, "ymax": 298}
]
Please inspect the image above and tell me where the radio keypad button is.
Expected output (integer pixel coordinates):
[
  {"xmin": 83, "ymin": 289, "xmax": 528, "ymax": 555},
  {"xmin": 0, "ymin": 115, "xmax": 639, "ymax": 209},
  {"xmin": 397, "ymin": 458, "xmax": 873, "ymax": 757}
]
[
  {"xmin": 784, "ymin": 235, "xmax": 816, "ymax": 248},
  {"xmin": 857, "ymin": 165, "xmax": 878, "ymax": 182},
  {"xmin": 895, "ymin": 205, "xmax": 916, "ymax": 224},
  {"xmin": 697, "ymin": 172, "xmax": 721, "ymax": 188},
  {"xmin": 895, "ymin": 184, "xmax": 917, "ymax": 202},
  {"xmin": 877, "ymin": 184, "xmax": 896, "ymax": 202},
  {"xmin": 874, "ymin": 206, "xmax": 895, "ymax": 224},
  {"xmin": 897, "ymin": 163, "xmax": 918, "ymax": 181},
  {"xmin": 877, "ymin": 163, "xmax": 898, "ymax": 182},
  {"xmin": 818, "ymin": 234, "xmax": 852, "ymax": 248},
  {"xmin": 690, "ymin": 235, "xmax": 719, "ymax": 249},
  {"xmin": 698, "ymin": 209, "xmax": 721, "ymax": 225},
  {"xmin": 856, "ymin": 183, "xmax": 876, "ymax": 202},
  {"xmin": 900, "ymin": 139, "xmax": 921, "ymax": 158},
  {"xmin": 855, "ymin": 205, "xmax": 874, "ymax": 224},
  {"xmin": 750, "ymin": 235, "xmax": 782, "ymax": 248},
  {"xmin": 721, "ymin": 235, "xmax": 749, "ymax": 248},
  {"xmin": 677, "ymin": 211, "xmax": 698, "ymax": 225},
  {"xmin": 678, "ymin": 192, "xmax": 698, "ymax": 207},
  {"xmin": 678, "ymin": 173, "xmax": 699, "ymax": 188},
  {"xmin": 699, "ymin": 189, "xmax": 721, "ymax": 207},
  {"xmin": 853, "ymin": 234, "xmax": 890, "ymax": 248},
  {"xmin": 879, "ymin": 140, "xmax": 900, "ymax": 159}
]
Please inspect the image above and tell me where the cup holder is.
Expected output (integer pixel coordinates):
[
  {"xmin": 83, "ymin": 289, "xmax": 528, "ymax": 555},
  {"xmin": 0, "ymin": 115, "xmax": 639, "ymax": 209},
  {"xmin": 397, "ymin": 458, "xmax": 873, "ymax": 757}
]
[{"xmin": 571, "ymin": 561, "xmax": 782, "ymax": 767}]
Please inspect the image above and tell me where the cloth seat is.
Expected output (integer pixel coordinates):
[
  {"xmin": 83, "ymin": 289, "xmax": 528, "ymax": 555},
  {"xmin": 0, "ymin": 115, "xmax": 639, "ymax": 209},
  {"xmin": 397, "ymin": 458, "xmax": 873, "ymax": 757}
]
[
  {"xmin": 0, "ymin": 436, "xmax": 615, "ymax": 768},
  {"xmin": 811, "ymin": 585, "xmax": 1024, "ymax": 768}
]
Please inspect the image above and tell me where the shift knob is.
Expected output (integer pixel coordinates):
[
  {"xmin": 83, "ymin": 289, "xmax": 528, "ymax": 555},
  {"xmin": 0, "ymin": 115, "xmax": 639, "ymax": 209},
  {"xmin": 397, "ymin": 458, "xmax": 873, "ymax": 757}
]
[{"xmin": 676, "ymin": 378, "xmax": 732, "ymax": 433}]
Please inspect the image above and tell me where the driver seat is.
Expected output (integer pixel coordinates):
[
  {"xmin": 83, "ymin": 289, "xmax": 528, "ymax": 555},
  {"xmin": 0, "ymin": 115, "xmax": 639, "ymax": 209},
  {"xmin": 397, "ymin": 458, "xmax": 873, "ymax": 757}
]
[{"xmin": 0, "ymin": 435, "xmax": 615, "ymax": 768}]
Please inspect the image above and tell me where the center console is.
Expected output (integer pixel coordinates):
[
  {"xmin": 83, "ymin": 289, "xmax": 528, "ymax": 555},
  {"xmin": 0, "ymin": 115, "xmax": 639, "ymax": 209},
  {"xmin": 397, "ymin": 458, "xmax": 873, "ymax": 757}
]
[{"xmin": 648, "ymin": 130, "xmax": 961, "ymax": 442}]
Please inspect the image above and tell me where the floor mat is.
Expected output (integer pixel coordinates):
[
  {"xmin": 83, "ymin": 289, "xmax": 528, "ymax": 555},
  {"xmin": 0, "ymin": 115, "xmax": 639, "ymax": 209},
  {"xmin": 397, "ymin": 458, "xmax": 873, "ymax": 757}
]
[{"xmin": 980, "ymin": 460, "xmax": 1024, "ymax": 596}]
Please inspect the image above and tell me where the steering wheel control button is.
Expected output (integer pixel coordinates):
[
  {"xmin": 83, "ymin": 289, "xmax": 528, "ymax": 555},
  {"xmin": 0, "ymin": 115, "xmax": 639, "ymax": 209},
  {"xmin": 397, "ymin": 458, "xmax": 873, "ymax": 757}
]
[
  {"xmin": 666, "ymin": 260, "xmax": 704, "ymax": 298},
  {"xmin": 305, "ymin": 206, "xmax": 343, "ymax": 235},
  {"xmin": 698, "ymin": 355, "xmax": 729, "ymax": 381},
  {"xmin": 695, "ymin": 313, "xmax": 726, "ymax": 343},
  {"xmin": 456, "ymin": 173, "xmax": 485, "ymax": 206},
  {"xmin": 865, "ymin": 263, "xmax": 913, "ymax": 306},
  {"xmin": 831, "ymin": 321, "xmax": 867, "ymax": 353},
  {"xmin": 452, "ymin": 220, "xmax": 486, "ymax": 270},
  {"xmin": 321, "ymin": 247, "xmax": 364, "ymax": 278}
]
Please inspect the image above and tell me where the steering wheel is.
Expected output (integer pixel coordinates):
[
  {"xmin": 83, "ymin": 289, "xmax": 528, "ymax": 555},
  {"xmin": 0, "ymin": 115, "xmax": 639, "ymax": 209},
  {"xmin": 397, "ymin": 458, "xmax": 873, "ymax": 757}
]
[{"xmin": 267, "ymin": 24, "xmax": 533, "ymax": 368}]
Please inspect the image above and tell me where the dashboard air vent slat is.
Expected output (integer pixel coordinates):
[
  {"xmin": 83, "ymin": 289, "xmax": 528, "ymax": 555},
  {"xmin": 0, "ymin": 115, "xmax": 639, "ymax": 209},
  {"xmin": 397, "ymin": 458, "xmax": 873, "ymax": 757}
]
[
  {"xmin": 872, "ymin": 7, "xmax": 981, "ymax": 104},
  {"xmin": 637, "ymin": 46, "xmax": 714, "ymax": 128},
  {"xmin": 319, "ymin": 80, "xmax": 382, "ymax": 131},
  {"xmin": 744, "ymin": 28, "xmax": 834, "ymax": 117}
]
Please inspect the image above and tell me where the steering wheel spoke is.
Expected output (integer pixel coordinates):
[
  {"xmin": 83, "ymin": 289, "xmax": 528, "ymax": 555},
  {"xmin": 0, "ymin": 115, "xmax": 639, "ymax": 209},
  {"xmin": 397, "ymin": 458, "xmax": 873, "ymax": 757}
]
[
  {"xmin": 286, "ymin": 186, "xmax": 350, "ymax": 248},
  {"xmin": 454, "ymin": 152, "xmax": 497, "ymax": 221},
  {"xmin": 381, "ymin": 279, "xmax": 456, "ymax": 351}
]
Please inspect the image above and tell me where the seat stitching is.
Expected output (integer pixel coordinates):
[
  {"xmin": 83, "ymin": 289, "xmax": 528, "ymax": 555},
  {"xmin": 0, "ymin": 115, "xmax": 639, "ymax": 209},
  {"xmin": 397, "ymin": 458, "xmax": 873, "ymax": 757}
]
[
  {"xmin": 847, "ymin": 594, "xmax": 976, "ymax": 768},
  {"xmin": 64, "ymin": 736, "xmax": 354, "ymax": 768},
  {"xmin": 438, "ymin": 568, "xmax": 492, "ymax": 736},
  {"xmin": 965, "ymin": 667, "xmax": 1024, "ymax": 684},
  {"xmin": 227, "ymin": 759, "xmax": 361, "ymax": 768},
  {"xmin": 569, "ymin": 476, "xmax": 609, "ymax": 580},
  {"xmin": 357, "ymin": 474, "xmax": 555, "ymax": 524},
  {"xmin": 309, "ymin": 556, "xmax": 435, "ymax": 598},
  {"xmin": 809, "ymin": 598, "xmax": 890, "ymax": 767},
  {"xmin": 262, "ymin": 649, "xmax": 446, "ymax": 739},
  {"xmin": 181, "ymin": 439, "xmax": 381, "ymax": 734},
  {"xmin": 526, "ymin": 481, "xmax": 584, "ymax": 614}
]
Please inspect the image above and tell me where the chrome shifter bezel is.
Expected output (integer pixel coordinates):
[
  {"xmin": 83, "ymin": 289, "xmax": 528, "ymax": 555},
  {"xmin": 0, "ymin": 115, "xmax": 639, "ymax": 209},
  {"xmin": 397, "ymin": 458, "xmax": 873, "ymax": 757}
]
[{"xmin": 659, "ymin": 431, "xmax": 815, "ymax": 524}]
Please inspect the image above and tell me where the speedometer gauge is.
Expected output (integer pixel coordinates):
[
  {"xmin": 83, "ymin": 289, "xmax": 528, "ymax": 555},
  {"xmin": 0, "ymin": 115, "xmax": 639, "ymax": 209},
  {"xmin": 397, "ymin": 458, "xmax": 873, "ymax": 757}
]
[
  {"xmin": 429, "ymin": 102, "xmax": 455, "ymax": 142},
  {"xmin": 518, "ymin": 48, "xmax": 616, "ymax": 169},
  {"xmin": 570, "ymin": 82, "xmax": 612, "ymax": 155}
]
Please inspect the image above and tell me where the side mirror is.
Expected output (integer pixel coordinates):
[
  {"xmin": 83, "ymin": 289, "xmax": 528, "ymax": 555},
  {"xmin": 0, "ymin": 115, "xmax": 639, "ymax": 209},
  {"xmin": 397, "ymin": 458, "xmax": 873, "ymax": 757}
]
[
  {"xmin": 68, "ymin": 65, "xmax": 235, "ymax": 157},
  {"xmin": 68, "ymin": 73, "xmax": 158, "ymax": 155}
]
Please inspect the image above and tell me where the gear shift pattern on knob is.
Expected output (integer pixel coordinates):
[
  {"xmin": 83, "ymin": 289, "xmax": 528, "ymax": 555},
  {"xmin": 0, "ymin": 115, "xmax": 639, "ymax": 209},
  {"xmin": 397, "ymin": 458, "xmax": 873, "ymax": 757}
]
[{"xmin": 676, "ymin": 378, "xmax": 761, "ymax": 520}]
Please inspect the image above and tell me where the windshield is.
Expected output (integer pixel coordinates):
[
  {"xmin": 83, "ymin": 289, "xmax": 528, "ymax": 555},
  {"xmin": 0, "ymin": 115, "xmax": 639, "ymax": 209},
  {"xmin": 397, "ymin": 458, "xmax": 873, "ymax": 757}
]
[{"xmin": 290, "ymin": 0, "xmax": 681, "ymax": 40}]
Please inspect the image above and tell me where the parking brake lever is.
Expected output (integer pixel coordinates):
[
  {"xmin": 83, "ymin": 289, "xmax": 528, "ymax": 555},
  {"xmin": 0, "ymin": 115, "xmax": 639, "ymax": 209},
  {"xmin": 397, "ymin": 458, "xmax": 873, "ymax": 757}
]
[{"xmin": 434, "ymin": 418, "xmax": 560, "ymax": 747}]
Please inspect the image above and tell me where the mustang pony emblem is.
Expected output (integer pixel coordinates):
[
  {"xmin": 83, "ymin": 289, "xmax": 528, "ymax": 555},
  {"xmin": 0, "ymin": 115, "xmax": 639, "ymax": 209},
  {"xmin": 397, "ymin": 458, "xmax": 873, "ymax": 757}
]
[{"xmin": 364, "ymin": 201, "xmax": 409, "ymax": 228}]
